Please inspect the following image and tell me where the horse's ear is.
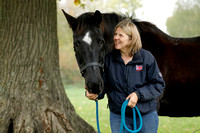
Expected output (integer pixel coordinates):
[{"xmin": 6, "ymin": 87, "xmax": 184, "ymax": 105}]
[
  {"xmin": 93, "ymin": 10, "xmax": 102, "ymax": 26},
  {"xmin": 62, "ymin": 9, "xmax": 77, "ymax": 30}
]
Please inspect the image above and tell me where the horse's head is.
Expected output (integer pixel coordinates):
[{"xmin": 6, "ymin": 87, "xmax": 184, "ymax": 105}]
[{"xmin": 62, "ymin": 10, "xmax": 105, "ymax": 94}]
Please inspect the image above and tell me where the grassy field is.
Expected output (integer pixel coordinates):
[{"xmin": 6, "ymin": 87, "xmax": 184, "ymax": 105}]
[{"xmin": 65, "ymin": 85, "xmax": 200, "ymax": 133}]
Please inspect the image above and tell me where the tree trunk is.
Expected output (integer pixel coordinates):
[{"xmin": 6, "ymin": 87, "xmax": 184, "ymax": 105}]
[{"xmin": 0, "ymin": 0, "xmax": 96, "ymax": 132}]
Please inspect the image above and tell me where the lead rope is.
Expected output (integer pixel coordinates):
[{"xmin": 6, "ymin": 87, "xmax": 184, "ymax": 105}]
[
  {"xmin": 95, "ymin": 100, "xmax": 101, "ymax": 133},
  {"xmin": 120, "ymin": 100, "xmax": 143, "ymax": 133},
  {"xmin": 95, "ymin": 100, "xmax": 142, "ymax": 133}
]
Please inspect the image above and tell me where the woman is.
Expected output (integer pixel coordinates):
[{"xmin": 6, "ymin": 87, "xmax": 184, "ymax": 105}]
[{"xmin": 85, "ymin": 19, "xmax": 165, "ymax": 133}]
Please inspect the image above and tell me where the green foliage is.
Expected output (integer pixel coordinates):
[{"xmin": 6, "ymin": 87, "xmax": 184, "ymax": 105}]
[
  {"xmin": 70, "ymin": 0, "xmax": 141, "ymax": 16},
  {"xmin": 74, "ymin": 0, "xmax": 81, "ymax": 5},
  {"xmin": 73, "ymin": 0, "xmax": 93, "ymax": 9},
  {"xmin": 65, "ymin": 85, "xmax": 200, "ymax": 133},
  {"xmin": 59, "ymin": 46, "xmax": 84, "ymax": 85},
  {"xmin": 102, "ymin": 0, "xmax": 141, "ymax": 16},
  {"xmin": 166, "ymin": 0, "xmax": 200, "ymax": 37}
]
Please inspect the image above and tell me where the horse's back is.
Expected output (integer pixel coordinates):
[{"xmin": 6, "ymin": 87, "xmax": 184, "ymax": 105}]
[{"xmin": 158, "ymin": 36, "xmax": 200, "ymax": 117}]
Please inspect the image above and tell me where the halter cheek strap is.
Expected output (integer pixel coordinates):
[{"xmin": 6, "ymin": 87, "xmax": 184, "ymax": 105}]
[{"xmin": 80, "ymin": 62, "xmax": 103, "ymax": 73}]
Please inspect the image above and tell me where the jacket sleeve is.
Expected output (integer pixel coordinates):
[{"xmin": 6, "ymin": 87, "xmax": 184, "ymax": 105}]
[{"xmin": 135, "ymin": 54, "xmax": 165, "ymax": 102}]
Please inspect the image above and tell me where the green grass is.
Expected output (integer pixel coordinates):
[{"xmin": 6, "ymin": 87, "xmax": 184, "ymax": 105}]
[{"xmin": 65, "ymin": 85, "xmax": 200, "ymax": 133}]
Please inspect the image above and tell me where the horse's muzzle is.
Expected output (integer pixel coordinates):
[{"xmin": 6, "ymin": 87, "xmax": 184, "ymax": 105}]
[{"xmin": 86, "ymin": 80, "xmax": 103, "ymax": 94}]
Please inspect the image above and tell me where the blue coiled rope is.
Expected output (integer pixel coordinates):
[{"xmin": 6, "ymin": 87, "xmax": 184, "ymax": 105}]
[
  {"xmin": 95, "ymin": 99, "xmax": 142, "ymax": 133},
  {"xmin": 120, "ymin": 100, "xmax": 143, "ymax": 133}
]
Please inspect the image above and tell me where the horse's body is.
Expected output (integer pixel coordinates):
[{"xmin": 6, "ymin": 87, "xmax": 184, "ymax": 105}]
[{"xmin": 62, "ymin": 10, "xmax": 200, "ymax": 117}]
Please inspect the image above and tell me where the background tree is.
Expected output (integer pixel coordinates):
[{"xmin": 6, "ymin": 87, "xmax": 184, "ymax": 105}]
[
  {"xmin": 166, "ymin": 0, "xmax": 200, "ymax": 37},
  {"xmin": 0, "ymin": 0, "xmax": 95, "ymax": 132}
]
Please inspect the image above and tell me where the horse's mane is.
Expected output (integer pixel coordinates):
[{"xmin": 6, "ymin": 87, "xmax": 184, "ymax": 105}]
[
  {"xmin": 76, "ymin": 11, "xmax": 167, "ymax": 36},
  {"xmin": 76, "ymin": 12, "xmax": 96, "ymax": 34},
  {"xmin": 103, "ymin": 12, "xmax": 168, "ymax": 36},
  {"xmin": 130, "ymin": 17, "xmax": 168, "ymax": 38},
  {"xmin": 101, "ymin": 12, "xmax": 171, "ymax": 43}
]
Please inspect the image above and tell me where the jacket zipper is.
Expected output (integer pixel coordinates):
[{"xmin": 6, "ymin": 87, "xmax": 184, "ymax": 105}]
[{"xmin": 124, "ymin": 65, "xmax": 129, "ymax": 95}]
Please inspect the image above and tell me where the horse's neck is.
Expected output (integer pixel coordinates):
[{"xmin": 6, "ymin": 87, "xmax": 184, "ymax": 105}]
[{"xmin": 101, "ymin": 13, "xmax": 124, "ymax": 54}]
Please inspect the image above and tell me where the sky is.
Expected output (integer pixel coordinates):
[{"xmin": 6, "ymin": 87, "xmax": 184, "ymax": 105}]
[{"xmin": 135, "ymin": 0, "xmax": 178, "ymax": 33}]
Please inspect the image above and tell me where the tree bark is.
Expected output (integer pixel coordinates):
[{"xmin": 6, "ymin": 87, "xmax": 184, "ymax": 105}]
[{"xmin": 0, "ymin": 0, "xmax": 96, "ymax": 132}]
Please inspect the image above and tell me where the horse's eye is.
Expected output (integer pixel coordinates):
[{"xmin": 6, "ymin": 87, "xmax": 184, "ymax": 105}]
[
  {"xmin": 99, "ymin": 40, "xmax": 105, "ymax": 47},
  {"xmin": 73, "ymin": 41, "xmax": 79, "ymax": 48}
]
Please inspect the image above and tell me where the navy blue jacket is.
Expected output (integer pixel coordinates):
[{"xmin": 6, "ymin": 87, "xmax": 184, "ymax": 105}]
[{"xmin": 99, "ymin": 49, "xmax": 165, "ymax": 115}]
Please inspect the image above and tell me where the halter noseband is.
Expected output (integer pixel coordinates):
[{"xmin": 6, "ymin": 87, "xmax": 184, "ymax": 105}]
[{"xmin": 80, "ymin": 62, "xmax": 103, "ymax": 75}]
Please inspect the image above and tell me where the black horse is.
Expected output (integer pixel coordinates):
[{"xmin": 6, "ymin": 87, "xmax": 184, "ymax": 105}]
[{"xmin": 62, "ymin": 10, "xmax": 200, "ymax": 117}]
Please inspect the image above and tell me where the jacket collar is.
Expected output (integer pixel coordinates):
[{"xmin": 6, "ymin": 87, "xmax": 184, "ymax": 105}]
[{"xmin": 112, "ymin": 49, "xmax": 143, "ymax": 64}]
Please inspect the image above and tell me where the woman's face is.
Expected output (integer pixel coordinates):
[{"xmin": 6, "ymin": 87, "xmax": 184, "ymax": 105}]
[{"xmin": 113, "ymin": 27, "xmax": 131, "ymax": 51}]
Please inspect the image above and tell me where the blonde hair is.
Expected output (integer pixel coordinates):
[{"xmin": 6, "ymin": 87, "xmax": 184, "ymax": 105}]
[{"xmin": 114, "ymin": 19, "xmax": 142, "ymax": 56}]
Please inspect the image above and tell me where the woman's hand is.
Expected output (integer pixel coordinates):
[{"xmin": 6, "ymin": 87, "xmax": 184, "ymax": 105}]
[
  {"xmin": 85, "ymin": 90, "xmax": 98, "ymax": 100},
  {"xmin": 126, "ymin": 92, "xmax": 138, "ymax": 108}
]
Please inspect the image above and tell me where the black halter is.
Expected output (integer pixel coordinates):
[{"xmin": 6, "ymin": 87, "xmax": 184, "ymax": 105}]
[{"xmin": 80, "ymin": 62, "xmax": 103, "ymax": 76}]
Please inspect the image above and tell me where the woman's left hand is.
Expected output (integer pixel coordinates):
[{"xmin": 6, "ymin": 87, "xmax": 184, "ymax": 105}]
[
  {"xmin": 85, "ymin": 90, "xmax": 98, "ymax": 100},
  {"xmin": 126, "ymin": 92, "xmax": 138, "ymax": 108}
]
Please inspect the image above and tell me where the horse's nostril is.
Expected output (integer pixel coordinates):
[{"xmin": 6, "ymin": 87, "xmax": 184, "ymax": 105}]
[
  {"xmin": 86, "ymin": 81, "xmax": 103, "ymax": 94},
  {"xmin": 86, "ymin": 82, "xmax": 95, "ymax": 92}
]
